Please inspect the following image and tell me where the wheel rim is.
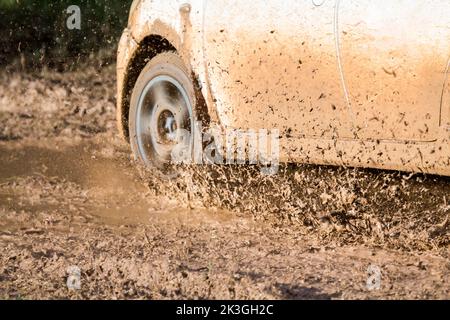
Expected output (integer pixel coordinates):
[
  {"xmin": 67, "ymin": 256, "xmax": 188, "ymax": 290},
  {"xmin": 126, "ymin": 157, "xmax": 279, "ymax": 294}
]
[{"xmin": 136, "ymin": 75, "xmax": 193, "ymax": 167}]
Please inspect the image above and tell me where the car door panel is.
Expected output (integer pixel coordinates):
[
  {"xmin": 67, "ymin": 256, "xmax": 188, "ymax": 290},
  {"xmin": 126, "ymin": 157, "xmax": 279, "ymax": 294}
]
[
  {"xmin": 338, "ymin": 0, "xmax": 450, "ymax": 141},
  {"xmin": 204, "ymin": 0, "xmax": 352, "ymax": 139}
]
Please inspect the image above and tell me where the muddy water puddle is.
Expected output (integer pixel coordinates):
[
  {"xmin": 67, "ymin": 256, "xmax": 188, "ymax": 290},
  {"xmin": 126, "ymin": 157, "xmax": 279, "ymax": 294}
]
[{"xmin": 0, "ymin": 140, "xmax": 242, "ymax": 230}]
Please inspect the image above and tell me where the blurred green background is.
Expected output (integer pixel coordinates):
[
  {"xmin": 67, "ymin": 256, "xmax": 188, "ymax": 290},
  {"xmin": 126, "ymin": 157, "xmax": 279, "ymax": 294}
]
[{"xmin": 0, "ymin": 0, "xmax": 133, "ymax": 70}]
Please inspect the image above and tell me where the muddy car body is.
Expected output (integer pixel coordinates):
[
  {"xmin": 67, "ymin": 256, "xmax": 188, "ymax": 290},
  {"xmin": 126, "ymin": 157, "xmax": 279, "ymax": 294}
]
[{"xmin": 117, "ymin": 0, "xmax": 450, "ymax": 176}]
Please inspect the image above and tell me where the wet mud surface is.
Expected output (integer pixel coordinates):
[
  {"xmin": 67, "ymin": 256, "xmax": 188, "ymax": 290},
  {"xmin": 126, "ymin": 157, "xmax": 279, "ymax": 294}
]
[{"xmin": 0, "ymin": 67, "xmax": 448, "ymax": 299}]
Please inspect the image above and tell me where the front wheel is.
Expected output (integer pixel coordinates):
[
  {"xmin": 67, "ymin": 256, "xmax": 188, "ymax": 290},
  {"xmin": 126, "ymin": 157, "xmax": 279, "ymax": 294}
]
[{"xmin": 129, "ymin": 52, "xmax": 197, "ymax": 170}]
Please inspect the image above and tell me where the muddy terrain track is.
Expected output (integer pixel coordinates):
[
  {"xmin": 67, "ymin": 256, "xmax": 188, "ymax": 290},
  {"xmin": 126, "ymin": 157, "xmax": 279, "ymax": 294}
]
[{"xmin": 0, "ymin": 66, "xmax": 448, "ymax": 299}]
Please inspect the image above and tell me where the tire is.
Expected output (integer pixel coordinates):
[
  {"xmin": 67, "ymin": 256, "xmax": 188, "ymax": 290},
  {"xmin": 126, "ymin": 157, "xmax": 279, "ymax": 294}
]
[{"xmin": 129, "ymin": 52, "xmax": 197, "ymax": 170}]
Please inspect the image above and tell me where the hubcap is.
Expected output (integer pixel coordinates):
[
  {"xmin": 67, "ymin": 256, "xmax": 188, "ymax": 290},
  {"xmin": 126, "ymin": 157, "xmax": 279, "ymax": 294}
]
[{"xmin": 135, "ymin": 75, "xmax": 193, "ymax": 167}]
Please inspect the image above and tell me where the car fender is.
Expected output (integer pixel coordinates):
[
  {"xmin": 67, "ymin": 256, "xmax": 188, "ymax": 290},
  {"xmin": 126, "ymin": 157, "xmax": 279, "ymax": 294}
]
[{"xmin": 117, "ymin": 0, "xmax": 216, "ymax": 140}]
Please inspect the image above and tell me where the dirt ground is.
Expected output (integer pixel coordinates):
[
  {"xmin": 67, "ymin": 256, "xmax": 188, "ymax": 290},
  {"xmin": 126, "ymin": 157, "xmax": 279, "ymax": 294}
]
[{"xmin": 0, "ymin": 66, "xmax": 449, "ymax": 300}]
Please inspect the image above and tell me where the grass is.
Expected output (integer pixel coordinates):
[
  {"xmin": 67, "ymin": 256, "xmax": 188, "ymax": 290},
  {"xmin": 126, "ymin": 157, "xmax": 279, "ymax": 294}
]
[{"xmin": 0, "ymin": 0, "xmax": 133, "ymax": 70}]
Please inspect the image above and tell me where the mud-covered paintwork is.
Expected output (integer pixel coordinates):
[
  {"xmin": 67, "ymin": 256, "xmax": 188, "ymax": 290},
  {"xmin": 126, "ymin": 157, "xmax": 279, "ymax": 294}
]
[{"xmin": 118, "ymin": 0, "xmax": 450, "ymax": 176}]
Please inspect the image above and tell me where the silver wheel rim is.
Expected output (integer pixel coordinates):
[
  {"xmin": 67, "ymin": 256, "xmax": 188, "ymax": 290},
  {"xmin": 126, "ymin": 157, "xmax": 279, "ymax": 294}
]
[{"xmin": 136, "ymin": 75, "xmax": 194, "ymax": 167}]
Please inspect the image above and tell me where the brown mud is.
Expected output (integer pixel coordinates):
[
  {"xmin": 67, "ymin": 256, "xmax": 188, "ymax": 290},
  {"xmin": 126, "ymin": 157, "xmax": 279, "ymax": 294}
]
[{"xmin": 0, "ymin": 66, "xmax": 448, "ymax": 299}]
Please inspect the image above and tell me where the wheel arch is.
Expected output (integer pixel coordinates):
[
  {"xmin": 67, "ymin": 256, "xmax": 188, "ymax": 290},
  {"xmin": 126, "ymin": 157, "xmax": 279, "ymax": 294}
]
[
  {"xmin": 118, "ymin": 34, "xmax": 177, "ymax": 141},
  {"xmin": 118, "ymin": 34, "xmax": 210, "ymax": 142}
]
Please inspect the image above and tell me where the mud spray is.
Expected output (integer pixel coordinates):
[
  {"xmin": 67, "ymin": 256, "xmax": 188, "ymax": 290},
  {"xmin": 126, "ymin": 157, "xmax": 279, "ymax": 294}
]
[{"xmin": 137, "ymin": 159, "xmax": 449, "ymax": 251}]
